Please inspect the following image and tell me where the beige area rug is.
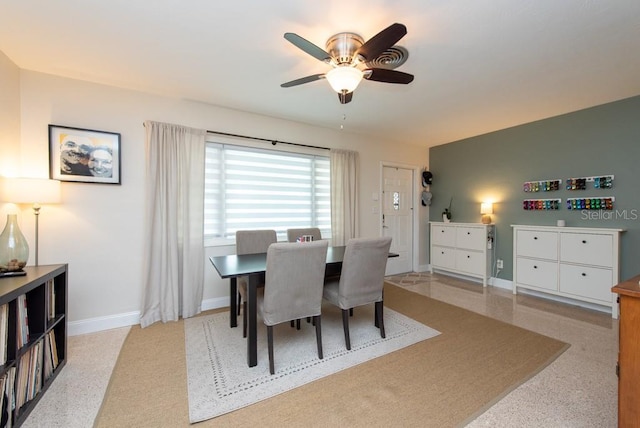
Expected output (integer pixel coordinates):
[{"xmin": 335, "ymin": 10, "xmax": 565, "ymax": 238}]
[
  {"xmin": 185, "ymin": 304, "xmax": 440, "ymax": 423},
  {"xmin": 94, "ymin": 283, "xmax": 569, "ymax": 428}
]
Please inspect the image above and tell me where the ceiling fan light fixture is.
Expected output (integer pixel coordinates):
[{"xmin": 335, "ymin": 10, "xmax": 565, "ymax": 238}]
[{"xmin": 326, "ymin": 66, "xmax": 363, "ymax": 94}]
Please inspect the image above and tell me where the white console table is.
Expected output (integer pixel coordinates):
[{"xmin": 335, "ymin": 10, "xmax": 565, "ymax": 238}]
[
  {"xmin": 429, "ymin": 222, "xmax": 494, "ymax": 286},
  {"xmin": 512, "ymin": 224, "xmax": 623, "ymax": 318}
]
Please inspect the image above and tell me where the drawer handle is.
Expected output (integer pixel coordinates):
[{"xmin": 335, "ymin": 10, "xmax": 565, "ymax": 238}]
[
  {"xmin": 467, "ymin": 255, "xmax": 470, "ymax": 258},
  {"xmin": 467, "ymin": 232, "xmax": 470, "ymax": 235},
  {"xmin": 533, "ymin": 236, "xmax": 538, "ymax": 240},
  {"xmin": 533, "ymin": 265, "xmax": 538, "ymax": 269},
  {"xmin": 441, "ymin": 251, "xmax": 445, "ymax": 254},
  {"xmin": 581, "ymin": 273, "xmax": 586, "ymax": 277},
  {"xmin": 582, "ymin": 240, "xmax": 587, "ymax": 244}
]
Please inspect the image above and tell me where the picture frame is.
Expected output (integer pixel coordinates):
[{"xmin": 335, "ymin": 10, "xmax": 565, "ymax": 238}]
[{"xmin": 49, "ymin": 124, "xmax": 121, "ymax": 184}]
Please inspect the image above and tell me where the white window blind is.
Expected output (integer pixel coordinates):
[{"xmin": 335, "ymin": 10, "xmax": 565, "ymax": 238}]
[{"xmin": 204, "ymin": 143, "xmax": 331, "ymax": 244}]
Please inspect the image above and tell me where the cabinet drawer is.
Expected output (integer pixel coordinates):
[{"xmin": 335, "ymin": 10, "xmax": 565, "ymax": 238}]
[
  {"xmin": 560, "ymin": 233, "xmax": 613, "ymax": 268},
  {"xmin": 456, "ymin": 250, "xmax": 485, "ymax": 275},
  {"xmin": 431, "ymin": 225, "xmax": 456, "ymax": 247},
  {"xmin": 431, "ymin": 246, "xmax": 456, "ymax": 269},
  {"xmin": 559, "ymin": 264, "xmax": 613, "ymax": 303},
  {"xmin": 456, "ymin": 227, "xmax": 486, "ymax": 251},
  {"xmin": 516, "ymin": 257, "xmax": 558, "ymax": 291},
  {"xmin": 516, "ymin": 230, "xmax": 558, "ymax": 260}
]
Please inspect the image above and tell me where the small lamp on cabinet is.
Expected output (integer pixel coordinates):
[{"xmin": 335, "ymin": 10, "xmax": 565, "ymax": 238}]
[
  {"xmin": 480, "ymin": 202, "xmax": 493, "ymax": 224},
  {"xmin": 0, "ymin": 177, "xmax": 62, "ymax": 266}
]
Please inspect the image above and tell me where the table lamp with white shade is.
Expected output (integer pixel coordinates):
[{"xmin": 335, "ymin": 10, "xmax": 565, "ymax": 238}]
[
  {"xmin": 0, "ymin": 177, "xmax": 62, "ymax": 266},
  {"xmin": 480, "ymin": 202, "xmax": 493, "ymax": 224}
]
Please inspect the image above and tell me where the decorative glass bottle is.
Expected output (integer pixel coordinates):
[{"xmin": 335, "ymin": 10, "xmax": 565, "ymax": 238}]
[{"xmin": 0, "ymin": 214, "xmax": 29, "ymax": 273}]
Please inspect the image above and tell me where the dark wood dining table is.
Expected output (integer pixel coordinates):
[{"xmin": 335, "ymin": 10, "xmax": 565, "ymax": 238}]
[{"xmin": 209, "ymin": 245, "xmax": 397, "ymax": 367}]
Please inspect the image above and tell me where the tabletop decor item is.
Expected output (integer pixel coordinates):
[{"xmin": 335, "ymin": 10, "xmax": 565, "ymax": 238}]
[
  {"xmin": 0, "ymin": 214, "xmax": 29, "ymax": 276},
  {"xmin": 442, "ymin": 197, "xmax": 452, "ymax": 222}
]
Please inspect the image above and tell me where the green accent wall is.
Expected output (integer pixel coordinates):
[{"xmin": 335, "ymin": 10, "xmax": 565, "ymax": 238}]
[{"xmin": 429, "ymin": 95, "xmax": 640, "ymax": 282}]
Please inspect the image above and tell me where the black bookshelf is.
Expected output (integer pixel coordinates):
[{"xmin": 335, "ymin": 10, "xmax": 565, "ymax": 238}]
[{"xmin": 0, "ymin": 264, "xmax": 67, "ymax": 428}]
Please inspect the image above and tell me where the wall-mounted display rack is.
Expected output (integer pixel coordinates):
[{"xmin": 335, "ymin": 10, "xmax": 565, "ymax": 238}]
[
  {"xmin": 566, "ymin": 196, "xmax": 615, "ymax": 210},
  {"xmin": 523, "ymin": 179, "xmax": 561, "ymax": 192},
  {"xmin": 523, "ymin": 199, "xmax": 561, "ymax": 210},
  {"xmin": 566, "ymin": 175, "xmax": 614, "ymax": 190}
]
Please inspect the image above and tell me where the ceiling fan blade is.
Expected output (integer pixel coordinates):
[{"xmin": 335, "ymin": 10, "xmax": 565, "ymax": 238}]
[
  {"xmin": 338, "ymin": 91, "xmax": 353, "ymax": 104},
  {"xmin": 364, "ymin": 68, "xmax": 414, "ymax": 84},
  {"xmin": 284, "ymin": 33, "xmax": 332, "ymax": 63},
  {"xmin": 281, "ymin": 74, "xmax": 326, "ymax": 88},
  {"xmin": 355, "ymin": 23, "xmax": 407, "ymax": 61}
]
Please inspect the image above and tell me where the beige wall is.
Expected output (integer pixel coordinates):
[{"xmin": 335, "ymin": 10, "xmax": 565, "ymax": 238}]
[
  {"xmin": 3, "ymin": 67, "xmax": 429, "ymax": 333},
  {"xmin": 0, "ymin": 50, "xmax": 21, "ymax": 175}
]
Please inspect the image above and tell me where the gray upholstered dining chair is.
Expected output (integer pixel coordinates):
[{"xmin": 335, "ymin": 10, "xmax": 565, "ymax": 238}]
[
  {"xmin": 323, "ymin": 236, "xmax": 392, "ymax": 350},
  {"xmin": 236, "ymin": 229, "xmax": 277, "ymax": 337},
  {"xmin": 259, "ymin": 240, "xmax": 328, "ymax": 375},
  {"xmin": 286, "ymin": 227, "xmax": 322, "ymax": 242}
]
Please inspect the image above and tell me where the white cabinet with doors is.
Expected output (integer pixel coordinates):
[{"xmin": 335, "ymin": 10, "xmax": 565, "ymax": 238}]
[
  {"xmin": 512, "ymin": 224, "xmax": 623, "ymax": 318},
  {"xmin": 429, "ymin": 222, "xmax": 494, "ymax": 286}
]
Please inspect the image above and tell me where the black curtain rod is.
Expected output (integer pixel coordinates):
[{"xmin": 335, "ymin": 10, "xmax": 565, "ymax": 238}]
[
  {"xmin": 142, "ymin": 122, "xmax": 329, "ymax": 151},
  {"xmin": 206, "ymin": 130, "xmax": 329, "ymax": 151}
]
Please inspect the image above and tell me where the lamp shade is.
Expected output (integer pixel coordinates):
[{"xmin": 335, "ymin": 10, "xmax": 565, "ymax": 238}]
[
  {"xmin": 480, "ymin": 202, "xmax": 493, "ymax": 215},
  {"xmin": 326, "ymin": 66, "xmax": 364, "ymax": 93},
  {"xmin": 0, "ymin": 177, "xmax": 61, "ymax": 205}
]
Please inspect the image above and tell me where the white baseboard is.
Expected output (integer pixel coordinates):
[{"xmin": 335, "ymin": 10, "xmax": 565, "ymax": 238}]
[
  {"xmin": 68, "ymin": 296, "xmax": 231, "ymax": 336},
  {"xmin": 491, "ymin": 277, "xmax": 513, "ymax": 290},
  {"xmin": 68, "ymin": 311, "xmax": 140, "ymax": 336}
]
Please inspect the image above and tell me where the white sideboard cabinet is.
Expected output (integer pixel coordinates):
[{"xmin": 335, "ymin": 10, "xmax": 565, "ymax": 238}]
[
  {"xmin": 512, "ymin": 224, "xmax": 623, "ymax": 318},
  {"xmin": 429, "ymin": 222, "xmax": 494, "ymax": 286}
]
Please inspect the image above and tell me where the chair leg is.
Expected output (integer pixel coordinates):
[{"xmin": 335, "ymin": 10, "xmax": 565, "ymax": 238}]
[
  {"xmin": 349, "ymin": 308, "xmax": 354, "ymax": 317},
  {"xmin": 314, "ymin": 315, "xmax": 323, "ymax": 360},
  {"xmin": 296, "ymin": 319, "xmax": 301, "ymax": 330},
  {"xmin": 375, "ymin": 301, "xmax": 386, "ymax": 338},
  {"xmin": 341, "ymin": 309, "xmax": 351, "ymax": 350},
  {"xmin": 267, "ymin": 325, "xmax": 275, "ymax": 375},
  {"xmin": 237, "ymin": 293, "xmax": 242, "ymax": 316},
  {"xmin": 242, "ymin": 301, "xmax": 247, "ymax": 338}
]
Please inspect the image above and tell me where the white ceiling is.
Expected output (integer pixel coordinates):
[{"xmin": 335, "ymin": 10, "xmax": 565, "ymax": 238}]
[{"xmin": 1, "ymin": 1, "xmax": 639, "ymax": 147}]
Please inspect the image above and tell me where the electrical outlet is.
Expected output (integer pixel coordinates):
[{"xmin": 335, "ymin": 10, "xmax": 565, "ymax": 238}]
[{"xmin": 497, "ymin": 259, "xmax": 504, "ymax": 269}]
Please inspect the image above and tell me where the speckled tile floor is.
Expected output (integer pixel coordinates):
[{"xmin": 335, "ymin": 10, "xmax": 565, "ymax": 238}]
[
  {"xmin": 386, "ymin": 272, "xmax": 618, "ymax": 427},
  {"xmin": 22, "ymin": 272, "xmax": 617, "ymax": 427}
]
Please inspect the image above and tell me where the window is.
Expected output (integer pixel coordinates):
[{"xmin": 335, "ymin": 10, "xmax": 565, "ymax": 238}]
[{"xmin": 204, "ymin": 143, "xmax": 331, "ymax": 245}]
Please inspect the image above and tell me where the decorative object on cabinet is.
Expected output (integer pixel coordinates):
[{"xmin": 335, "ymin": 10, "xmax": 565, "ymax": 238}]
[
  {"xmin": 0, "ymin": 264, "xmax": 67, "ymax": 427},
  {"xmin": 429, "ymin": 222, "xmax": 493, "ymax": 286},
  {"xmin": 522, "ymin": 199, "xmax": 561, "ymax": 210},
  {"xmin": 480, "ymin": 202, "xmax": 493, "ymax": 224},
  {"xmin": 0, "ymin": 178, "xmax": 62, "ymax": 266},
  {"xmin": 49, "ymin": 124, "xmax": 121, "ymax": 184},
  {"xmin": 512, "ymin": 225, "xmax": 623, "ymax": 318},
  {"xmin": 523, "ymin": 179, "xmax": 561, "ymax": 192},
  {"xmin": 566, "ymin": 197, "xmax": 614, "ymax": 210},
  {"xmin": 442, "ymin": 197, "xmax": 452, "ymax": 222},
  {"xmin": 0, "ymin": 214, "xmax": 29, "ymax": 277},
  {"xmin": 611, "ymin": 275, "xmax": 640, "ymax": 427}
]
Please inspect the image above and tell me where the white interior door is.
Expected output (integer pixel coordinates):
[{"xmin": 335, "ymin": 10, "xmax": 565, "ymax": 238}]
[{"xmin": 382, "ymin": 166, "xmax": 414, "ymax": 275}]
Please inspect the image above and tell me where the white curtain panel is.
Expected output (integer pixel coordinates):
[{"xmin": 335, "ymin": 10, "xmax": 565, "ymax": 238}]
[
  {"xmin": 330, "ymin": 149, "xmax": 359, "ymax": 246},
  {"xmin": 140, "ymin": 121, "xmax": 206, "ymax": 328}
]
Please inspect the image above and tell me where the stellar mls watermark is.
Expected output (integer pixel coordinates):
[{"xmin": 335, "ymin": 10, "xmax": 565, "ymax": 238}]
[{"xmin": 581, "ymin": 209, "xmax": 638, "ymax": 220}]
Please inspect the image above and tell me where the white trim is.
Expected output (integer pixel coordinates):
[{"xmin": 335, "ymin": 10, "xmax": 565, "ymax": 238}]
[
  {"xmin": 68, "ymin": 311, "xmax": 140, "ymax": 336},
  {"xmin": 68, "ymin": 296, "xmax": 231, "ymax": 336},
  {"xmin": 380, "ymin": 161, "xmax": 421, "ymax": 274},
  {"xmin": 491, "ymin": 277, "xmax": 513, "ymax": 290}
]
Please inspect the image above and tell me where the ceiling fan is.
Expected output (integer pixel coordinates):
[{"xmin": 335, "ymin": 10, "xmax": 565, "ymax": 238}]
[{"xmin": 281, "ymin": 23, "xmax": 414, "ymax": 104}]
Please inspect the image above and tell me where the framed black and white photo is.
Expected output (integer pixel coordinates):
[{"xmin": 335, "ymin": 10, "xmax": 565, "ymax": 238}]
[{"xmin": 49, "ymin": 125, "xmax": 121, "ymax": 184}]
